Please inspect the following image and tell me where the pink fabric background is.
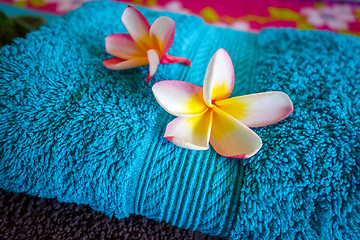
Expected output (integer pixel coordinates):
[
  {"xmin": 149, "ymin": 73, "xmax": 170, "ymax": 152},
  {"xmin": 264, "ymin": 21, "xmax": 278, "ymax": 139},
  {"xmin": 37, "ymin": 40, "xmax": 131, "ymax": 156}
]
[{"xmin": 2, "ymin": 0, "xmax": 360, "ymax": 36}]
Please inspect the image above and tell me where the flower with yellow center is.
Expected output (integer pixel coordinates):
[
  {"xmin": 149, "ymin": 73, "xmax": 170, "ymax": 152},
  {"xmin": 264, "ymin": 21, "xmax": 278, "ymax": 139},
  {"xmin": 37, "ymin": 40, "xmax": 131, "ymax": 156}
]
[
  {"xmin": 103, "ymin": 5, "xmax": 191, "ymax": 84},
  {"xmin": 152, "ymin": 48, "xmax": 293, "ymax": 158}
]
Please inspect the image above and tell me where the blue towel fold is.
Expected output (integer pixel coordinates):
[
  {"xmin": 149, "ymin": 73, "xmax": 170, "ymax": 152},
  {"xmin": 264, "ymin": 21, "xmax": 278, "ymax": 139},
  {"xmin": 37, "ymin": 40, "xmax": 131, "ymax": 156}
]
[{"xmin": 0, "ymin": 2, "xmax": 359, "ymax": 239}]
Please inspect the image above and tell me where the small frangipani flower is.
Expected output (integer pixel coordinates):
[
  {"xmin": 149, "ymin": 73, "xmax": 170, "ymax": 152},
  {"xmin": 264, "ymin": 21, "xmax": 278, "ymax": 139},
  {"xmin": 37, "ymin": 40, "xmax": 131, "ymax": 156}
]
[
  {"xmin": 152, "ymin": 49, "xmax": 293, "ymax": 158},
  {"xmin": 103, "ymin": 5, "xmax": 192, "ymax": 84}
]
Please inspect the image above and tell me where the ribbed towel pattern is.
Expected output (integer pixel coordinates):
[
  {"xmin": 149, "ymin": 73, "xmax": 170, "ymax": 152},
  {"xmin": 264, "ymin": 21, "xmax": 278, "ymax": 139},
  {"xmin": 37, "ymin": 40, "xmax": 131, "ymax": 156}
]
[{"xmin": 0, "ymin": 2, "xmax": 359, "ymax": 239}]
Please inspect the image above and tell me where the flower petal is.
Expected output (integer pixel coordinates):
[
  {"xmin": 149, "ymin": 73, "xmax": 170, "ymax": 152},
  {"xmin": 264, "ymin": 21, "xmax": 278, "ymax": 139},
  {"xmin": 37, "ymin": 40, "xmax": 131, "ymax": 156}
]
[
  {"xmin": 215, "ymin": 91, "xmax": 293, "ymax": 128},
  {"xmin": 146, "ymin": 49, "xmax": 160, "ymax": 84},
  {"xmin": 105, "ymin": 34, "xmax": 145, "ymax": 59},
  {"xmin": 122, "ymin": 5, "xmax": 151, "ymax": 50},
  {"xmin": 203, "ymin": 48, "xmax": 234, "ymax": 107},
  {"xmin": 160, "ymin": 54, "xmax": 192, "ymax": 66},
  {"xmin": 300, "ymin": 8, "xmax": 325, "ymax": 27},
  {"xmin": 150, "ymin": 16, "xmax": 175, "ymax": 56},
  {"xmin": 164, "ymin": 110, "xmax": 213, "ymax": 150},
  {"xmin": 210, "ymin": 106, "xmax": 262, "ymax": 158},
  {"xmin": 152, "ymin": 80, "xmax": 208, "ymax": 117},
  {"xmin": 326, "ymin": 19, "xmax": 349, "ymax": 30},
  {"xmin": 103, "ymin": 57, "xmax": 148, "ymax": 70}
]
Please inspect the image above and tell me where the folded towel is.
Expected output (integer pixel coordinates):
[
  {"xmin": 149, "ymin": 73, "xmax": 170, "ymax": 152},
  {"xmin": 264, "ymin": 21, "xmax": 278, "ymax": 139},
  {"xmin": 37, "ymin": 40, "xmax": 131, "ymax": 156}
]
[{"xmin": 0, "ymin": 2, "xmax": 359, "ymax": 239}]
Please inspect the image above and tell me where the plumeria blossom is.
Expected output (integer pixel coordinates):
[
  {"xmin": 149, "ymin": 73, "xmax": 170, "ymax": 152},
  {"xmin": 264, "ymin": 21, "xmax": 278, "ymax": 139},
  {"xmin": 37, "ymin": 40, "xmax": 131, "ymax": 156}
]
[
  {"xmin": 152, "ymin": 49, "xmax": 293, "ymax": 158},
  {"xmin": 103, "ymin": 5, "xmax": 191, "ymax": 83}
]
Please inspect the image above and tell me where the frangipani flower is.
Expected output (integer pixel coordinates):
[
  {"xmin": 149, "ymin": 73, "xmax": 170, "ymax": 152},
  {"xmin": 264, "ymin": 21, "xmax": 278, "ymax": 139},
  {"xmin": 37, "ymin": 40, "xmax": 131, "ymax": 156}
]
[
  {"xmin": 103, "ymin": 5, "xmax": 191, "ymax": 84},
  {"xmin": 152, "ymin": 49, "xmax": 293, "ymax": 158}
]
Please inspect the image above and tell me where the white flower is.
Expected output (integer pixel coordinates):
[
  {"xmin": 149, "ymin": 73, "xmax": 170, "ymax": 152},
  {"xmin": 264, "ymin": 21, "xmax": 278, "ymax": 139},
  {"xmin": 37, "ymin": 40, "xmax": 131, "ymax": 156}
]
[{"xmin": 301, "ymin": 4, "xmax": 356, "ymax": 30}]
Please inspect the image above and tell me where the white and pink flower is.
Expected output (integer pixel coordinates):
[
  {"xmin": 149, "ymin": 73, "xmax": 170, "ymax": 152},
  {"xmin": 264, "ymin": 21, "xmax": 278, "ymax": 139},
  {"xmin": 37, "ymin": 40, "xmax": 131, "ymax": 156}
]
[
  {"xmin": 104, "ymin": 5, "xmax": 191, "ymax": 83},
  {"xmin": 152, "ymin": 49, "xmax": 293, "ymax": 158}
]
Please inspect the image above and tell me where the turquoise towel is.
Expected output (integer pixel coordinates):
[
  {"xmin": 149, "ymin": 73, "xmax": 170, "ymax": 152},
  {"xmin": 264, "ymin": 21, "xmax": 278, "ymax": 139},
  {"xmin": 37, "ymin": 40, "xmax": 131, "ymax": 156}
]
[{"xmin": 0, "ymin": 2, "xmax": 359, "ymax": 239}]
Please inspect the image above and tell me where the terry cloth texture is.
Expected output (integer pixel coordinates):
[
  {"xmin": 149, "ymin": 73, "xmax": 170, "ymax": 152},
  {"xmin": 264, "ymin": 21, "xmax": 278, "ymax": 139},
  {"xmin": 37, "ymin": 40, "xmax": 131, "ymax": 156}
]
[
  {"xmin": 0, "ymin": 189, "xmax": 221, "ymax": 240},
  {"xmin": 0, "ymin": 1, "xmax": 359, "ymax": 239}
]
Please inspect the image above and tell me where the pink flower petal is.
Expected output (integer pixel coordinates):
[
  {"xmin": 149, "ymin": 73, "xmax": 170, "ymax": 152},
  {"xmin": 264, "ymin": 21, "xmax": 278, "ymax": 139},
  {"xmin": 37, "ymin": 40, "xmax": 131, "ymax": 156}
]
[
  {"xmin": 105, "ymin": 34, "xmax": 145, "ymax": 59},
  {"xmin": 160, "ymin": 54, "xmax": 192, "ymax": 66},
  {"xmin": 152, "ymin": 80, "xmax": 208, "ymax": 117},
  {"xmin": 300, "ymin": 8, "xmax": 325, "ymax": 27},
  {"xmin": 203, "ymin": 49, "xmax": 234, "ymax": 107},
  {"xmin": 215, "ymin": 91, "xmax": 293, "ymax": 128},
  {"xmin": 103, "ymin": 57, "xmax": 148, "ymax": 70},
  {"xmin": 326, "ymin": 19, "xmax": 349, "ymax": 30},
  {"xmin": 300, "ymin": 7, "xmax": 320, "ymax": 17},
  {"xmin": 146, "ymin": 49, "xmax": 160, "ymax": 83},
  {"xmin": 164, "ymin": 110, "xmax": 213, "ymax": 150},
  {"xmin": 332, "ymin": 4, "xmax": 352, "ymax": 15},
  {"xmin": 150, "ymin": 16, "xmax": 175, "ymax": 56},
  {"xmin": 210, "ymin": 106, "xmax": 262, "ymax": 158},
  {"xmin": 337, "ymin": 14, "xmax": 356, "ymax": 22},
  {"xmin": 121, "ymin": 5, "xmax": 151, "ymax": 50}
]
